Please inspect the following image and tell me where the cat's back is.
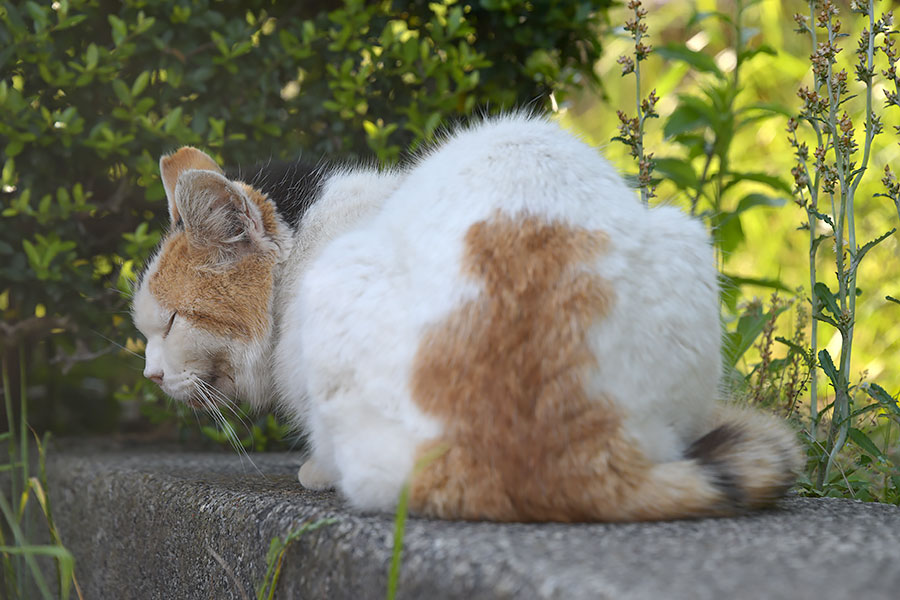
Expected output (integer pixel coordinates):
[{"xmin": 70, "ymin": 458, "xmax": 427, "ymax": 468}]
[
  {"xmin": 384, "ymin": 114, "xmax": 641, "ymax": 229},
  {"xmin": 298, "ymin": 115, "xmax": 718, "ymax": 407}
]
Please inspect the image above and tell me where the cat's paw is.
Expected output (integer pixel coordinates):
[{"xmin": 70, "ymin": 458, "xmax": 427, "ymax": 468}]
[{"xmin": 298, "ymin": 458, "xmax": 337, "ymax": 491}]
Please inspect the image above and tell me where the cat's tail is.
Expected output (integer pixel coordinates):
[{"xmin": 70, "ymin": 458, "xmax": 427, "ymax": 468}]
[
  {"xmin": 408, "ymin": 403, "xmax": 802, "ymax": 522},
  {"xmin": 621, "ymin": 405, "xmax": 803, "ymax": 521}
]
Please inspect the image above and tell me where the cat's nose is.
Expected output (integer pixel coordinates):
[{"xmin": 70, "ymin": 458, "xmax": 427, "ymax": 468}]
[{"xmin": 145, "ymin": 370, "xmax": 164, "ymax": 385}]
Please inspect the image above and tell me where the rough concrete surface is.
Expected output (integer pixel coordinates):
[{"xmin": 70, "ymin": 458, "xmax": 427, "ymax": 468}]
[{"xmin": 45, "ymin": 439, "xmax": 900, "ymax": 600}]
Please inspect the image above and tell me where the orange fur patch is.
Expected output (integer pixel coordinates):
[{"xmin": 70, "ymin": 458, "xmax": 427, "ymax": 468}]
[
  {"xmin": 160, "ymin": 147, "xmax": 223, "ymax": 222},
  {"xmin": 236, "ymin": 182, "xmax": 281, "ymax": 238},
  {"xmin": 408, "ymin": 213, "xmax": 724, "ymax": 522},
  {"xmin": 148, "ymin": 233, "xmax": 274, "ymax": 340}
]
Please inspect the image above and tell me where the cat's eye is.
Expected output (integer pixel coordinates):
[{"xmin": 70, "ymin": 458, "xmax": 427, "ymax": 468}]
[{"xmin": 163, "ymin": 312, "xmax": 176, "ymax": 337}]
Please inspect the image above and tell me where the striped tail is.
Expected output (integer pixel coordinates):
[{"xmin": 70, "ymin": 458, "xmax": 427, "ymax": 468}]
[
  {"xmin": 408, "ymin": 404, "xmax": 802, "ymax": 522},
  {"xmin": 608, "ymin": 405, "xmax": 803, "ymax": 521}
]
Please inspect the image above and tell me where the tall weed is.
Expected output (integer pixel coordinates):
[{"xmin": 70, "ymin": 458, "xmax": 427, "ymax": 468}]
[
  {"xmin": 788, "ymin": 0, "xmax": 900, "ymax": 498},
  {"xmin": 1, "ymin": 347, "xmax": 81, "ymax": 599},
  {"xmin": 607, "ymin": 0, "xmax": 900, "ymax": 502}
]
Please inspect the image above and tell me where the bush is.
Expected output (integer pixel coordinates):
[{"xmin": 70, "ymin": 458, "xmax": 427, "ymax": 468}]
[{"xmin": 0, "ymin": 0, "xmax": 611, "ymax": 435}]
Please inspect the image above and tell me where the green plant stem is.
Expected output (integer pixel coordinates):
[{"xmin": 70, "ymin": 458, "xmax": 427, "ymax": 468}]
[
  {"xmin": 633, "ymin": 13, "xmax": 649, "ymax": 206},
  {"xmin": 817, "ymin": 11, "xmax": 850, "ymax": 487},
  {"xmin": 0, "ymin": 493, "xmax": 54, "ymax": 600},
  {"xmin": 690, "ymin": 150, "xmax": 714, "ymax": 216},
  {"xmin": 824, "ymin": 0, "xmax": 881, "ymax": 483},
  {"xmin": 19, "ymin": 345, "xmax": 28, "ymax": 531},
  {"xmin": 841, "ymin": 0, "xmax": 878, "ymax": 381},
  {"xmin": 804, "ymin": 0, "xmax": 823, "ymax": 438},
  {"xmin": 849, "ymin": 0, "xmax": 877, "ymax": 201},
  {"xmin": 35, "ymin": 431, "xmax": 69, "ymax": 596},
  {"xmin": 386, "ymin": 485, "xmax": 409, "ymax": 600},
  {"xmin": 808, "ymin": 210, "xmax": 819, "ymax": 435},
  {"xmin": 712, "ymin": 0, "xmax": 745, "ymax": 218},
  {"xmin": 2, "ymin": 353, "xmax": 23, "ymax": 598},
  {"xmin": 2, "ymin": 355, "xmax": 18, "ymax": 505}
]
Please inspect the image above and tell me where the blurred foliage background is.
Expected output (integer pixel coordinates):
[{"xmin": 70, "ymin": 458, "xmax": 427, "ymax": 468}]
[
  {"xmin": 566, "ymin": 0, "xmax": 900, "ymax": 500},
  {"xmin": 0, "ymin": 0, "xmax": 897, "ymax": 497},
  {"xmin": 566, "ymin": 0, "xmax": 899, "ymax": 396}
]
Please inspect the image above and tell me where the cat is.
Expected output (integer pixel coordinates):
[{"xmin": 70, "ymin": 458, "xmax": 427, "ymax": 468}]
[{"xmin": 132, "ymin": 114, "xmax": 801, "ymax": 522}]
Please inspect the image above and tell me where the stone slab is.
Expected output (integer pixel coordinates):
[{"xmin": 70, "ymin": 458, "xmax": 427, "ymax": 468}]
[{"xmin": 45, "ymin": 440, "xmax": 900, "ymax": 600}]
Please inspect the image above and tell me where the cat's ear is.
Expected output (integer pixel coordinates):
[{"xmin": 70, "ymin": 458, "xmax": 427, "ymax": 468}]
[
  {"xmin": 174, "ymin": 169, "xmax": 275, "ymax": 257},
  {"xmin": 160, "ymin": 147, "xmax": 223, "ymax": 224}
]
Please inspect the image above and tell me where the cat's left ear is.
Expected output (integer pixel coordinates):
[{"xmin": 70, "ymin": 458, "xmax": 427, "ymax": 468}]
[
  {"xmin": 160, "ymin": 147, "xmax": 223, "ymax": 224},
  {"xmin": 174, "ymin": 169, "xmax": 276, "ymax": 257}
]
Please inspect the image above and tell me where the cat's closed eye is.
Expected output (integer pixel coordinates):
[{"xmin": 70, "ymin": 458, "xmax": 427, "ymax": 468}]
[{"xmin": 163, "ymin": 312, "xmax": 176, "ymax": 337}]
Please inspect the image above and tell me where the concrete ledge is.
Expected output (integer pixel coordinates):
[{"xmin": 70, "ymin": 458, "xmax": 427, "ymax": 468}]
[{"xmin": 46, "ymin": 440, "xmax": 900, "ymax": 600}]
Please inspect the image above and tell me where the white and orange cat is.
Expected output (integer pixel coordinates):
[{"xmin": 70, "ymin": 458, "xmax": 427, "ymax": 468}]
[{"xmin": 132, "ymin": 115, "xmax": 800, "ymax": 522}]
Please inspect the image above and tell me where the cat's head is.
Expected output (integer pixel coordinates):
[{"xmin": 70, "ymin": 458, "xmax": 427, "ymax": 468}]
[{"xmin": 132, "ymin": 147, "xmax": 291, "ymax": 408}]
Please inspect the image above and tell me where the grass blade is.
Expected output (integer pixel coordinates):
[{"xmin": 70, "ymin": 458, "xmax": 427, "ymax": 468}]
[
  {"xmin": 386, "ymin": 485, "xmax": 409, "ymax": 600},
  {"xmin": 256, "ymin": 518, "xmax": 336, "ymax": 600},
  {"xmin": 0, "ymin": 493, "xmax": 55, "ymax": 599}
]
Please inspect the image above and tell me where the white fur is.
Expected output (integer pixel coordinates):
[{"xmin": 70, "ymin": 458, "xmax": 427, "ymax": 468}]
[
  {"xmin": 273, "ymin": 116, "xmax": 721, "ymax": 510},
  {"xmin": 134, "ymin": 115, "xmax": 722, "ymax": 513}
]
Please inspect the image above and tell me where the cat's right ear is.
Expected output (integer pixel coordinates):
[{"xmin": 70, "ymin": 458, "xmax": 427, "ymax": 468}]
[{"xmin": 160, "ymin": 147, "xmax": 223, "ymax": 224}]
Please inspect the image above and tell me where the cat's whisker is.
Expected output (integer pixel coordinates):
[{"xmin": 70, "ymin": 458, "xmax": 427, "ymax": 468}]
[
  {"xmin": 193, "ymin": 380, "xmax": 264, "ymax": 476},
  {"xmin": 194, "ymin": 381, "xmax": 243, "ymax": 453},
  {"xmin": 90, "ymin": 330, "xmax": 144, "ymax": 359},
  {"xmin": 107, "ymin": 286, "xmax": 135, "ymax": 299},
  {"xmin": 197, "ymin": 378, "xmax": 254, "ymax": 434}
]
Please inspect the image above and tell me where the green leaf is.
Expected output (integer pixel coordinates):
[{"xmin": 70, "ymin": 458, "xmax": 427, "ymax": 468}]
[
  {"xmin": 652, "ymin": 157, "xmax": 698, "ymax": 190},
  {"xmin": 112, "ymin": 79, "xmax": 131, "ymax": 106},
  {"xmin": 720, "ymin": 273, "xmax": 791, "ymax": 292},
  {"xmin": 713, "ymin": 210, "xmax": 744, "ymax": 255},
  {"xmin": 687, "ymin": 11, "xmax": 734, "ymax": 28},
  {"xmin": 132, "ymin": 71, "xmax": 150, "ymax": 97},
  {"xmin": 810, "ymin": 208, "xmax": 835, "ymax": 228},
  {"xmin": 656, "ymin": 44, "xmax": 723, "ymax": 77},
  {"xmin": 22, "ymin": 239, "xmax": 40, "ymax": 270},
  {"xmin": 723, "ymin": 171, "xmax": 793, "ymax": 195},
  {"xmin": 723, "ymin": 304, "xmax": 786, "ymax": 367},
  {"xmin": 854, "ymin": 228, "xmax": 895, "ymax": 267},
  {"xmin": 818, "ymin": 349, "xmax": 841, "ymax": 390},
  {"xmin": 811, "ymin": 233, "xmax": 831, "ymax": 255},
  {"xmin": 163, "ymin": 106, "xmax": 183, "ymax": 134},
  {"xmin": 865, "ymin": 383, "xmax": 900, "ymax": 415},
  {"xmin": 739, "ymin": 102, "xmax": 793, "ymax": 118},
  {"xmin": 739, "ymin": 43, "xmax": 777, "ymax": 62},
  {"xmin": 24, "ymin": 1, "xmax": 48, "ymax": 29},
  {"xmin": 108, "ymin": 14, "xmax": 127, "ymax": 46},
  {"xmin": 85, "ymin": 43, "xmax": 99, "ymax": 70},
  {"xmin": 58, "ymin": 14, "xmax": 88, "ymax": 30},
  {"xmin": 848, "ymin": 428, "xmax": 884, "ymax": 459},
  {"xmin": 664, "ymin": 100, "xmax": 714, "ymax": 139},
  {"xmin": 2, "ymin": 158, "xmax": 15, "ymax": 186},
  {"xmin": 814, "ymin": 282, "xmax": 841, "ymax": 317},
  {"xmin": 734, "ymin": 193, "xmax": 787, "ymax": 214},
  {"xmin": 775, "ymin": 336, "xmax": 809, "ymax": 359}
]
